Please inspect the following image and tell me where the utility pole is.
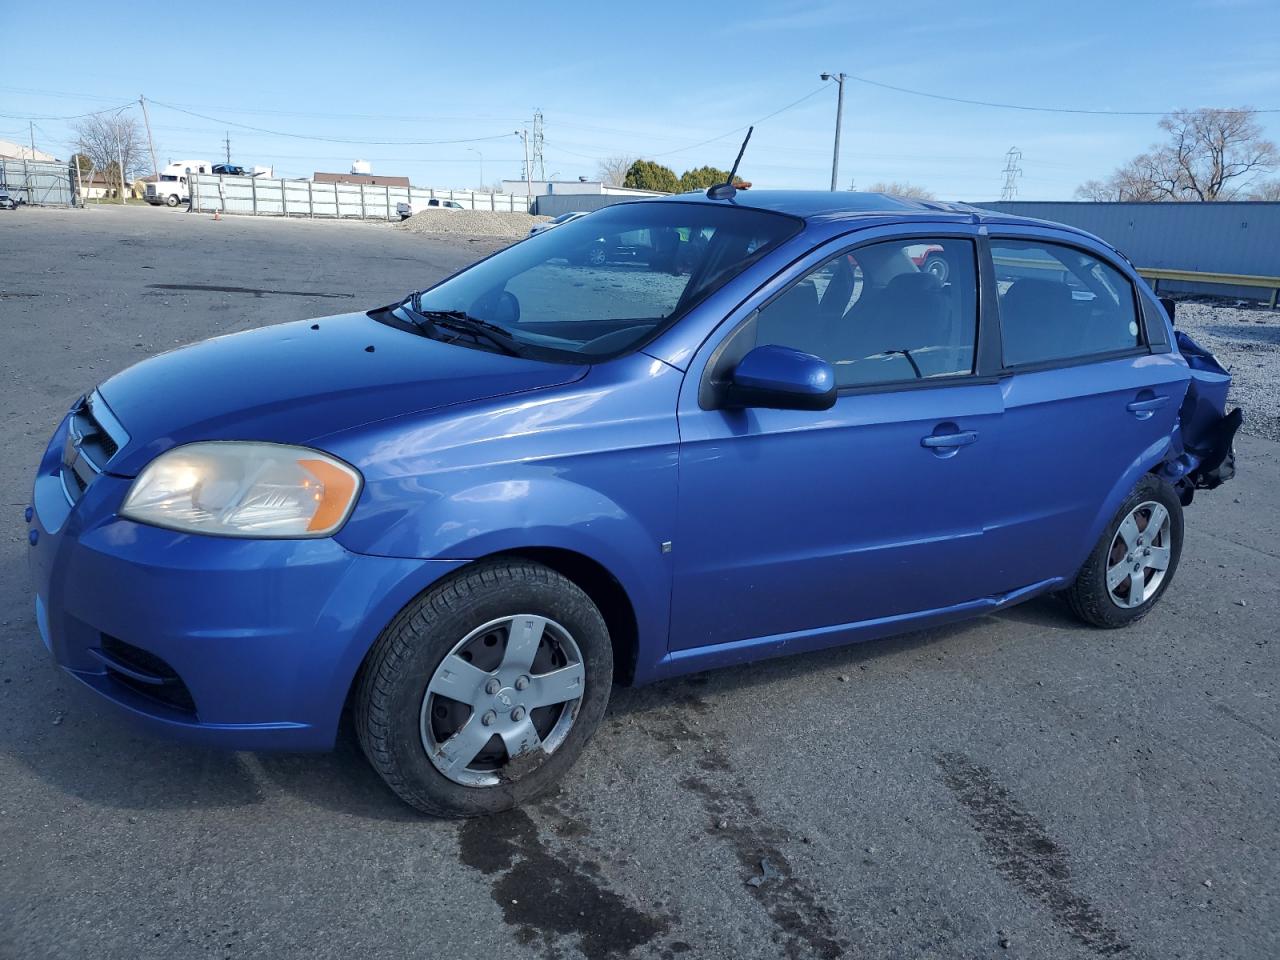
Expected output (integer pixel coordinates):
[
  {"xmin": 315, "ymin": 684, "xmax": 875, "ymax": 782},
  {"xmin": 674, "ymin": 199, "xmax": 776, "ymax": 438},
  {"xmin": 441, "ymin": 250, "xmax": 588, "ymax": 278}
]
[
  {"xmin": 820, "ymin": 72, "xmax": 846, "ymax": 191},
  {"xmin": 1000, "ymin": 147, "xmax": 1023, "ymax": 201},
  {"xmin": 224, "ymin": 131, "xmax": 231, "ymax": 164},
  {"xmin": 139, "ymin": 95, "xmax": 159, "ymax": 186},
  {"xmin": 118, "ymin": 133, "xmax": 127, "ymax": 204},
  {"xmin": 516, "ymin": 128, "xmax": 532, "ymax": 205},
  {"xmin": 29, "ymin": 121, "xmax": 36, "ymax": 159}
]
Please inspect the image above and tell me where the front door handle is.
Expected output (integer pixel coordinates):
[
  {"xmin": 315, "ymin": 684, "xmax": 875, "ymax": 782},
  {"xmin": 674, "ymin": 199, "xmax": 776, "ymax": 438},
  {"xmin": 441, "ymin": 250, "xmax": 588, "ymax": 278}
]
[
  {"xmin": 1127, "ymin": 395, "xmax": 1170, "ymax": 419},
  {"xmin": 921, "ymin": 430, "xmax": 978, "ymax": 449}
]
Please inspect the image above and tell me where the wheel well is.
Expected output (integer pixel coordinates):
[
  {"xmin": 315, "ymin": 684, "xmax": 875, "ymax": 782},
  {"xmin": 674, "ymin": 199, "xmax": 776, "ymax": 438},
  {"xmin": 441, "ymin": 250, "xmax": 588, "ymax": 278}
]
[{"xmin": 497, "ymin": 547, "xmax": 640, "ymax": 685}]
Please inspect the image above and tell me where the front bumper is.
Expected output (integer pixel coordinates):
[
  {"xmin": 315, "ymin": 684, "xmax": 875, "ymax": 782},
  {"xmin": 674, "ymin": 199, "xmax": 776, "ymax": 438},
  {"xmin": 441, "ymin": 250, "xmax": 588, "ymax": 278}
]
[{"xmin": 28, "ymin": 413, "xmax": 463, "ymax": 750}]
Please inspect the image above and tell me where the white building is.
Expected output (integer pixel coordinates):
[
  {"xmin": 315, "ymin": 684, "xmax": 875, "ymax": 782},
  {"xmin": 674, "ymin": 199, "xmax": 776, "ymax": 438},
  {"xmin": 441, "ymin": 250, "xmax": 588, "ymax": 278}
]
[
  {"xmin": 0, "ymin": 139, "xmax": 59, "ymax": 163},
  {"xmin": 501, "ymin": 178, "xmax": 665, "ymax": 198}
]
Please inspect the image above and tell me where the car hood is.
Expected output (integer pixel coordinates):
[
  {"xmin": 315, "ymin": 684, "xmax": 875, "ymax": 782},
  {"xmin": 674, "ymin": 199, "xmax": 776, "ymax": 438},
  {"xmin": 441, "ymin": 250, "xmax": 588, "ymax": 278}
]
[{"xmin": 97, "ymin": 311, "xmax": 586, "ymax": 475}]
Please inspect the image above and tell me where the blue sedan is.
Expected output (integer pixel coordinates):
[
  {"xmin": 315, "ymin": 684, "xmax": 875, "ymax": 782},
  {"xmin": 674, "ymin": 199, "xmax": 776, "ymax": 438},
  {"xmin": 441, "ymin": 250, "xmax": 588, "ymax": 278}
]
[{"xmin": 28, "ymin": 190, "xmax": 1240, "ymax": 816}]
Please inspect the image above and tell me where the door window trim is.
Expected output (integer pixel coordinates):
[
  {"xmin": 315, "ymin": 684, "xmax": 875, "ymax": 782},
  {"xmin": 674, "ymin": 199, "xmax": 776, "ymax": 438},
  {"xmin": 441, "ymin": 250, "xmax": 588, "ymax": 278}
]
[
  {"xmin": 985, "ymin": 233, "xmax": 1152, "ymax": 374},
  {"xmin": 699, "ymin": 227, "xmax": 993, "ymax": 408}
]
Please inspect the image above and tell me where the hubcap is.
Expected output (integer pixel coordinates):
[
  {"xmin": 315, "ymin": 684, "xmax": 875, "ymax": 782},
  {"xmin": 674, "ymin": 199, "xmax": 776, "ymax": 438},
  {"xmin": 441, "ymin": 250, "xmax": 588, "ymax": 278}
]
[
  {"xmin": 420, "ymin": 615, "xmax": 585, "ymax": 787},
  {"xmin": 1105, "ymin": 500, "xmax": 1173, "ymax": 609}
]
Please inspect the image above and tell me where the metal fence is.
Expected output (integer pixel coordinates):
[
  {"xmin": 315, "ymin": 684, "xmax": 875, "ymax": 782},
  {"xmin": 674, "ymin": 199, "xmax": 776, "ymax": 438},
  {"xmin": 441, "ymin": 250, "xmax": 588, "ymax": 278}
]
[
  {"xmin": 0, "ymin": 159, "xmax": 76, "ymax": 206},
  {"xmin": 189, "ymin": 175, "xmax": 531, "ymax": 218},
  {"xmin": 982, "ymin": 201, "xmax": 1280, "ymax": 300}
]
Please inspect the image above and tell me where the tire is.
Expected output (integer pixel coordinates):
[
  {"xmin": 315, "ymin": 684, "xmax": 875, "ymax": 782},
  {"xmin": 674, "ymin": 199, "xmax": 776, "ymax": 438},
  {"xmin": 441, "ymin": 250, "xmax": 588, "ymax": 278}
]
[
  {"xmin": 354, "ymin": 559, "xmax": 613, "ymax": 817},
  {"xmin": 586, "ymin": 243, "xmax": 607, "ymax": 267},
  {"xmin": 165, "ymin": 194, "xmax": 180, "ymax": 208},
  {"xmin": 923, "ymin": 255, "xmax": 949, "ymax": 283},
  {"xmin": 1065, "ymin": 474, "xmax": 1183, "ymax": 628}
]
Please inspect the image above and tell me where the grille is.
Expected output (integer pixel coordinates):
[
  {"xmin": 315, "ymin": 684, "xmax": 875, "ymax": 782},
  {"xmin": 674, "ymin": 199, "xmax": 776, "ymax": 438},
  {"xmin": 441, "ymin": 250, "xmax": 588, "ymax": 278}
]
[
  {"xmin": 99, "ymin": 635, "xmax": 198, "ymax": 715},
  {"xmin": 60, "ymin": 393, "xmax": 126, "ymax": 505}
]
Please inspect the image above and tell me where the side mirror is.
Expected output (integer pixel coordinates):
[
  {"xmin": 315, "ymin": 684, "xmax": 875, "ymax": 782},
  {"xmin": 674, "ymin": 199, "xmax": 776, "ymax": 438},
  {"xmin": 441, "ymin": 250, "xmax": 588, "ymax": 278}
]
[
  {"xmin": 1159, "ymin": 296, "xmax": 1177, "ymax": 326},
  {"xmin": 725, "ymin": 344, "xmax": 837, "ymax": 411}
]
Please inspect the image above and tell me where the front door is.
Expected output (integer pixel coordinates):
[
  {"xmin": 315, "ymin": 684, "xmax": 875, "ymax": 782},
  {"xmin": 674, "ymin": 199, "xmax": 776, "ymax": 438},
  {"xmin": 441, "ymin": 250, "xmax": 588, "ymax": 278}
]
[{"xmin": 670, "ymin": 230, "xmax": 1003, "ymax": 652}]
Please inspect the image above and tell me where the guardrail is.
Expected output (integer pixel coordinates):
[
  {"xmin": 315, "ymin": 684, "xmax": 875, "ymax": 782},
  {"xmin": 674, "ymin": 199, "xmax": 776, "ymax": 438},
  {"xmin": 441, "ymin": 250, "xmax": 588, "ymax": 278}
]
[{"xmin": 1138, "ymin": 267, "xmax": 1280, "ymax": 309}]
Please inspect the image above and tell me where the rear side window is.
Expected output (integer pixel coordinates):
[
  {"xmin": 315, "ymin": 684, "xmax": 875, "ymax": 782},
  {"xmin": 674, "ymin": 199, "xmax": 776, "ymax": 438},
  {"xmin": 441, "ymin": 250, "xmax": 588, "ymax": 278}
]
[
  {"xmin": 991, "ymin": 240, "xmax": 1141, "ymax": 366},
  {"xmin": 754, "ymin": 237, "xmax": 978, "ymax": 387}
]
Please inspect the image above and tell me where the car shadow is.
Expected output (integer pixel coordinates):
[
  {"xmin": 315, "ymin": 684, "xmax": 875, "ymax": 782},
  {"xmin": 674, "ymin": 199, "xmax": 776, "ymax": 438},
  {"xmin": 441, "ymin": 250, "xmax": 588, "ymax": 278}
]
[{"xmin": 0, "ymin": 589, "xmax": 1080, "ymax": 821}]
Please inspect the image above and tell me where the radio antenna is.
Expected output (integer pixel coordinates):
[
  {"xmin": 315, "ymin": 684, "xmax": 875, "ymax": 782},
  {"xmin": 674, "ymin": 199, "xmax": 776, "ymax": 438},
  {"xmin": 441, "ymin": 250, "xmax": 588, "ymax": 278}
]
[{"xmin": 707, "ymin": 126, "xmax": 753, "ymax": 200}]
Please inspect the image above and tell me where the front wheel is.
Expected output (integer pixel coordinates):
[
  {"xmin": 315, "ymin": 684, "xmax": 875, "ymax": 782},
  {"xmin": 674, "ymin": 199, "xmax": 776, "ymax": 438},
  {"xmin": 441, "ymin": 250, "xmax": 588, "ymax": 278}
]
[
  {"xmin": 165, "ymin": 193, "xmax": 180, "ymax": 207},
  {"xmin": 354, "ymin": 560, "xmax": 613, "ymax": 817},
  {"xmin": 1065, "ymin": 475, "xmax": 1183, "ymax": 628}
]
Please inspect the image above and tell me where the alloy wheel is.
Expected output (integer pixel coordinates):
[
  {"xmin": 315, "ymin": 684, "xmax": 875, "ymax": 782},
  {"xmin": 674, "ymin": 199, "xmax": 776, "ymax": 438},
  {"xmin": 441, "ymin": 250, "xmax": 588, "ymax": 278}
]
[
  {"xmin": 420, "ymin": 615, "xmax": 585, "ymax": 787},
  {"xmin": 1105, "ymin": 500, "xmax": 1173, "ymax": 609}
]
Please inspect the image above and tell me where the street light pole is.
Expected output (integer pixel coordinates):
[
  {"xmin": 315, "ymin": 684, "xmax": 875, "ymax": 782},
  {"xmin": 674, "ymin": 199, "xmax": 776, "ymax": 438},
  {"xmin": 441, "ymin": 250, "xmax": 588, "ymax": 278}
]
[
  {"xmin": 820, "ymin": 72, "xmax": 846, "ymax": 191},
  {"xmin": 468, "ymin": 147, "xmax": 484, "ymax": 189}
]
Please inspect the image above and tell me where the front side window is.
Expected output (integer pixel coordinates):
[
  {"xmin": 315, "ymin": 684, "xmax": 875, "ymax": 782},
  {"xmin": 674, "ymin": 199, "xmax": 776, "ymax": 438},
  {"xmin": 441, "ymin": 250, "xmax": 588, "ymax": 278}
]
[
  {"xmin": 753, "ymin": 237, "xmax": 978, "ymax": 387},
  {"xmin": 991, "ymin": 240, "xmax": 1140, "ymax": 366},
  {"xmin": 411, "ymin": 202, "xmax": 801, "ymax": 360}
]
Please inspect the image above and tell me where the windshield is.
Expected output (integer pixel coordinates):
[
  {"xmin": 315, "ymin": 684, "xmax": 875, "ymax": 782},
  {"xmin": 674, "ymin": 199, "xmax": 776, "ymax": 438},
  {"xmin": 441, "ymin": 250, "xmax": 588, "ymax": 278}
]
[{"xmin": 409, "ymin": 201, "xmax": 801, "ymax": 360}]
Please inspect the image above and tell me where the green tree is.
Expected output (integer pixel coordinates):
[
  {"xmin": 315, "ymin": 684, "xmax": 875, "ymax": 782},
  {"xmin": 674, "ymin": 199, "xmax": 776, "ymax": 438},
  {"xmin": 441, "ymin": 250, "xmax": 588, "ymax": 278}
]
[
  {"xmin": 624, "ymin": 159, "xmax": 679, "ymax": 193},
  {"xmin": 678, "ymin": 165, "xmax": 747, "ymax": 191}
]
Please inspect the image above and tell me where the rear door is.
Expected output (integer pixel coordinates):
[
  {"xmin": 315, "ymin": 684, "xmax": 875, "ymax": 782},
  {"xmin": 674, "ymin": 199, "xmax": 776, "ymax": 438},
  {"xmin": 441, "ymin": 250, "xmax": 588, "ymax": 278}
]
[
  {"xmin": 670, "ymin": 226, "xmax": 1006, "ymax": 652},
  {"xmin": 980, "ymin": 229, "xmax": 1189, "ymax": 589}
]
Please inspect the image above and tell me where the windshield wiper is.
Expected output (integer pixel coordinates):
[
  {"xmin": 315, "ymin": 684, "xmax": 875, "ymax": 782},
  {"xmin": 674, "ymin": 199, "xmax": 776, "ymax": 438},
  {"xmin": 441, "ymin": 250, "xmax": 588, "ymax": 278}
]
[{"xmin": 403, "ymin": 298, "xmax": 524, "ymax": 357}]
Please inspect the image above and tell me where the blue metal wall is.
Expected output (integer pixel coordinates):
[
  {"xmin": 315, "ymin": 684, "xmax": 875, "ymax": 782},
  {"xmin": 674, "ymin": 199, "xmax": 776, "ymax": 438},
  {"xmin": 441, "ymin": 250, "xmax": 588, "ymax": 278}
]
[
  {"xmin": 534, "ymin": 193, "xmax": 648, "ymax": 217},
  {"xmin": 981, "ymin": 201, "xmax": 1280, "ymax": 300}
]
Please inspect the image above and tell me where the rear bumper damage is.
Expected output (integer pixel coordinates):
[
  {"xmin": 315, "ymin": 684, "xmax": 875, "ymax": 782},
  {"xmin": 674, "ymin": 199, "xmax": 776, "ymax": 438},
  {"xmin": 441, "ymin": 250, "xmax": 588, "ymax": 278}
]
[{"xmin": 1160, "ymin": 331, "xmax": 1242, "ymax": 503}]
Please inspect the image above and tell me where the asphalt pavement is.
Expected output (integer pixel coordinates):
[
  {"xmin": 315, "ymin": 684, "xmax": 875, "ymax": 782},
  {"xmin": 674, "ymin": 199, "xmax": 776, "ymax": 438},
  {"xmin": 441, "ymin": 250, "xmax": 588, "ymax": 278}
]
[{"xmin": 1, "ymin": 205, "xmax": 1276, "ymax": 960}]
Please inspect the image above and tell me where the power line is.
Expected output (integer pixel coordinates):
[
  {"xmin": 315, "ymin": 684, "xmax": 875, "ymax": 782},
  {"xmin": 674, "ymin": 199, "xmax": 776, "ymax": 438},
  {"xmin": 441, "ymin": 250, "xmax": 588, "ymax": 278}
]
[
  {"xmin": 146, "ymin": 99, "xmax": 521, "ymax": 146},
  {"xmin": 844, "ymin": 73, "xmax": 1280, "ymax": 115},
  {"xmin": 0, "ymin": 101, "xmax": 137, "ymax": 121},
  {"xmin": 648, "ymin": 82, "xmax": 833, "ymax": 157}
]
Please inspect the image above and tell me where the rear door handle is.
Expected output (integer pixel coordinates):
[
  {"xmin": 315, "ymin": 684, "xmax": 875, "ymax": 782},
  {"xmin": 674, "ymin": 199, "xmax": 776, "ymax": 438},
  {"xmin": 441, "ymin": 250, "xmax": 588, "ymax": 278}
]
[
  {"xmin": 1127, "ymin": 396, "xmax": 1170, "ymax": 418},
  {"xmin": 921, "ymin": 430, "xmax": 978, "ymax": 448}
]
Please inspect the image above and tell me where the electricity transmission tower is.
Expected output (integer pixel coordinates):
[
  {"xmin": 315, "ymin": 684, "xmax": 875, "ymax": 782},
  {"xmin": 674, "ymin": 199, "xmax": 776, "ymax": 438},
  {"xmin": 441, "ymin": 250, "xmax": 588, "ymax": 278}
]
[
  {"xmin": 1000, "ymin": 147, "xmax": 1023, "ymax": 201},
  {"xmin": 531, "ymin": 110, "xmax": 545, "ymax": 181},
  {"xmin": 224, "ymin": 131, "xmax": 231, "ymax": 164}
]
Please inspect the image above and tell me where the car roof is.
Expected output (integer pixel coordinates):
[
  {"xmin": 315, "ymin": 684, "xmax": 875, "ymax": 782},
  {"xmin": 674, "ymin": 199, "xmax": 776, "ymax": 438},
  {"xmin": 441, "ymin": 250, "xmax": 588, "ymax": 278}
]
[{"xmin": 649, "ymin": 189, "xmax": 1106, "ymax": 246}]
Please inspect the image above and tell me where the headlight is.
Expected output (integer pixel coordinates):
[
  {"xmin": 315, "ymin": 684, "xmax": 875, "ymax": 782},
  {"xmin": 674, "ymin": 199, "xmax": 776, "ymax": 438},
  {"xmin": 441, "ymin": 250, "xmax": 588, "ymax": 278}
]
[{"xmin": 120, "ymin": 442, "xmax": 362, "ymax": 538}]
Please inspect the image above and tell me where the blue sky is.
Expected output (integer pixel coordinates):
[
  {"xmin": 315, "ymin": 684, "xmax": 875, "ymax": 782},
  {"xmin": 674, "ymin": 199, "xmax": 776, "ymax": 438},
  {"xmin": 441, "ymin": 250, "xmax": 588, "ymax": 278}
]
[{"xmin": 3, "ymin": 0, "xmax": 1278, "ymax": 200}]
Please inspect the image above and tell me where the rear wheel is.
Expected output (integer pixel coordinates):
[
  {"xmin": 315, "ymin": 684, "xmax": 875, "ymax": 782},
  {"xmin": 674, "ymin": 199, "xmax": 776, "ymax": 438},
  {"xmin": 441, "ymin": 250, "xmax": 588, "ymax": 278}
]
[
  {"xmin": 1066, "ymin": 475, "xmax": 1183, "ymax": 628},
  {"xmin": 923, "ymin": 255, "xmax": 950, "ymax": 283},
  {"xmin": 354, "ymin": 560, "xmax": 613, "ymax": 817}
]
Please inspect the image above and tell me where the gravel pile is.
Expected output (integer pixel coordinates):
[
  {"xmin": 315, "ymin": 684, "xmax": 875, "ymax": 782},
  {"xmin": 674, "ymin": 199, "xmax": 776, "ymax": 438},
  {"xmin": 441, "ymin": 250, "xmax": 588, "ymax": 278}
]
[
  {"xmin": 396, "ymin": 209, "xmax": 549, "ymax": 238},
  {"xmin": 1172, "ymin": 297, "xmax": 1280, "ymax": 441}
]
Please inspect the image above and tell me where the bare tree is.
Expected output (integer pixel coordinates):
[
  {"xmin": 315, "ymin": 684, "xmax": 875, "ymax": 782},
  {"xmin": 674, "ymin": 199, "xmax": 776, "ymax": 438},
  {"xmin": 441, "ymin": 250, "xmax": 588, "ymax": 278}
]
[
  {"xmin": 1247, "ymin": 178, "xmax": 1280, "ymax": 201},
  {"xmin": 73, "ymin": 112, "xmax": 147, "ymax": 199},
  {"xmin": 596, "ymin": 154, "xmax": 637, "ymax": 186},
  {"xmin": 866, "ymin": 181, "xmax": 936, "ymax": 200},
  {"xmin": 1077, "ymin": 107, "xmax": 1277, "ymax": 202}
]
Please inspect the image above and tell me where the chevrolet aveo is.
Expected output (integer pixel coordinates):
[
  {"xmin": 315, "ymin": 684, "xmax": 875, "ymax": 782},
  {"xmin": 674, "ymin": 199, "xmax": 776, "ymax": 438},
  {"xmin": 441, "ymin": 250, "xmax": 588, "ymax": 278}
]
[{"xmin": 29, "ymin": 191, "xmax": 1240, "ymax": 816}]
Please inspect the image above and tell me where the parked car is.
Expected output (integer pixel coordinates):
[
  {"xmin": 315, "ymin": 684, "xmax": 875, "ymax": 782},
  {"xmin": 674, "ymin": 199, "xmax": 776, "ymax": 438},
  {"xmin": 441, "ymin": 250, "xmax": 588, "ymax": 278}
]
[
  {"xmin": 28, "ymin": 191, "xmax": 1240, "ymax": 817},
  {"xmin": 211, "ymin": 163, "xmax": 247, "ymax": 177},
  {"xmin": 0, "ymin": 191, "xmax": 17, "ymax": 210},
  {"xmin": 530, "ymin": 211, "xmax": 589, "ymax": 236},
  {"xmin": 396, "ymin": 197, "xmax": 464, "ymax": 220}
]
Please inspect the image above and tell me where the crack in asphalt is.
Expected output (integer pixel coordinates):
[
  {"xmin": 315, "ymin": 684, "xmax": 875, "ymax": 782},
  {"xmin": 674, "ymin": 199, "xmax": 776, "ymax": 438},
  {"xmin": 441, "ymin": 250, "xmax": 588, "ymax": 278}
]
[
  {"xmin": 145, "ymin": 283, "xmax": 354, "ymax": 299},
  {"xmin": 936, "ymin": 752, "xmax": 1131, "ymax": 956},
  {"xmin": 628, "ymin": 683, "xmax": 849, "ymax": 960}
]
